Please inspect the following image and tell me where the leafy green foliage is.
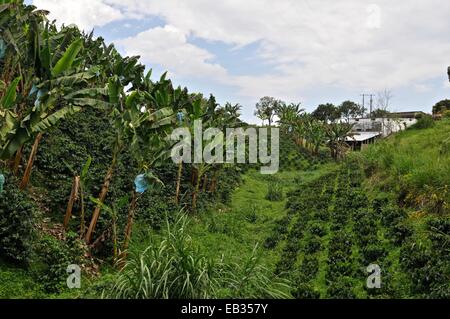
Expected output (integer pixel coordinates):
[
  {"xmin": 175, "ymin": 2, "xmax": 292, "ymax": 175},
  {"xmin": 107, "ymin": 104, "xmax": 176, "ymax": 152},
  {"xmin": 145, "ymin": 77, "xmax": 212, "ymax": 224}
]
[
  {"xmin": 32, "ymin": 232, "xmax": 87, "ymax": 293},
  {"xmin": 412, "ymin": 114, "xmax": 434, "ymax": 129},
  {"xmin": 432, "ymin": 99, "xmax": 450, "ymax": 114},
  {"xmin": 106, "ymin": 214, "xmax": 290, "ymax": 299},
  {"xmin": 0, "ymin": 173, "xmax": 36, "ymax": 264}
]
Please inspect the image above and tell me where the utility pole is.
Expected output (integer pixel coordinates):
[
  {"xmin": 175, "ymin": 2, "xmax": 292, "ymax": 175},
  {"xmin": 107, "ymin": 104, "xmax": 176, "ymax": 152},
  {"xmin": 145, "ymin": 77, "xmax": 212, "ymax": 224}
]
[{"xmin": 360, "ymin": 94, "xmax": 374, "ymax": 117}]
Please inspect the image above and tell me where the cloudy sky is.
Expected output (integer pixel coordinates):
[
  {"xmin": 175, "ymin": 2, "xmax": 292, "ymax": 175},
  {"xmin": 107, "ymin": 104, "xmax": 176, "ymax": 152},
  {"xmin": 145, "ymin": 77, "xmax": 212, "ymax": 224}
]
[{"xmin": 29, "ymin": 0, "xmax": 450, "ymax": 123}]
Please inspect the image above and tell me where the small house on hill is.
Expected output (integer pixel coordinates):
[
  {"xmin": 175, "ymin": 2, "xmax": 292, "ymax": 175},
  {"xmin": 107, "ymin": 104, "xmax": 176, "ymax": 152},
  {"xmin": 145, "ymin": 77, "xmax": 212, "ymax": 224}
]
[{"xmin": 345, "ymin": 131, "xmax": 381, "ymax": 151}]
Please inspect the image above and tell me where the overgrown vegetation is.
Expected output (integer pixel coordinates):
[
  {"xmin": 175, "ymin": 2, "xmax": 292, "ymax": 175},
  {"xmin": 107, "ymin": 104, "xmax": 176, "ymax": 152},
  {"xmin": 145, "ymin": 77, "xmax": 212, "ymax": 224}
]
[
  {"xmin": 105, "ymin": 214, "xmax": 290, "ymax": 299},
  {"xmin": 0, "ymin": 0, "xmax": 448, "ymax": 300},
  {"xmin": 262, "ymin": 119, "xmax": 450, "ymax": 298}
]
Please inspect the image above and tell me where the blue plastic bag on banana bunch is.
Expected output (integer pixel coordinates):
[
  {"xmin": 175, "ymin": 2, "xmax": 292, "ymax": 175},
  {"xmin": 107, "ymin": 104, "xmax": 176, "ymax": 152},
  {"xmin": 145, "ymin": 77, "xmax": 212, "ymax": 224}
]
[
  {"xmin": 0, "ymin": 173, "xmax": 5, "ymax": 193},
  {"xmin": 176, "ymin": 111, "xmax": 185, "ymax": 126},
  {"xmin": 134, "ymin": 174, "xmax": 149, "ymax": 194}
]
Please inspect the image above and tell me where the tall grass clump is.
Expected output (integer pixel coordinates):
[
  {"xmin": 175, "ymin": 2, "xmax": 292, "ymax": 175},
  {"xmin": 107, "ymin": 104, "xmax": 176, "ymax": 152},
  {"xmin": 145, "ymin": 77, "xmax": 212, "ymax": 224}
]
[
  {"xmin": 265, "ymin": 178, "xmax": 284, "ymax": 202},
  {"xmin": 105, "ymin": 213, "xmax": 291, "ymax": 299},
  {"xmin": 105, "ymin": 214, "xmax": 219, "ymax": 299},
  {"xmin": 221, "ymin": 245, "xmax": 291, "ymax": 298}
]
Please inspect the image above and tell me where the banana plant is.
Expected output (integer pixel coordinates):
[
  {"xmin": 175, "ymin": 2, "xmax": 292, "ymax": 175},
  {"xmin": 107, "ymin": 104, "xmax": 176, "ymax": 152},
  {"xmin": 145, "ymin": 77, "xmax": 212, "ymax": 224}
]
[
  {"xmin": 190, "ymin": 95, "xmax": 223, "ymax": 211},
  {"xmin": 0, "ymin": 1, "xmax": 48, "ymax": 172},
  {"xmin": 276, "ymin": 103, "xmax": 304, "ymax": 132},
  {"xmin": 89, "ymin": 196, "xmax": 129, "ymax": 263},
  {"xmin": 16, "ymin": 36, "xmax": 86, "ymax": 189},
  {"xmin": 324, "ymin": 122, "xmax": 354, "ymax": 160},
  {"xmin": 174, "ymin": 96, "xmax": 205, "ymax": 205},
  {"xmin": 122, "ymin": 135, "xmax": 169, "ymax": 254},
  {"xmin": 85, "ymin": 74, "xmax": 175, "ymax": 244},
  {"xmin": 0, "ymin": 76, "xmax": 21, "ymax": 144},
  {"xmin": 307, "ymin": 119, "xmax": 327, "ymax": 155}
]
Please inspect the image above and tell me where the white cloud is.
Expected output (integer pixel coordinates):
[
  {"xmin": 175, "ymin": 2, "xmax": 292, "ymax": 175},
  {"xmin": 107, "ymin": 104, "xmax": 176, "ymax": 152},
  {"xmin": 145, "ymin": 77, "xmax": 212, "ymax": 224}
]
[
  {"xmin": 34, "ymin": 0, "xmax": 123, "ymax": 30},
  {"xmin": 32, "ymin": 0, "xmax": 450, "ymax": 104},
  {"xmin": 117, "ymin": 25, "xmax": 228, "ymax": 80}
]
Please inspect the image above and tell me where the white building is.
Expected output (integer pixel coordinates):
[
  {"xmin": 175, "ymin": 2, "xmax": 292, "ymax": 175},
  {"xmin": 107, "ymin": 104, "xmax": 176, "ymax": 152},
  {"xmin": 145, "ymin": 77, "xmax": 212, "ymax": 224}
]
[
  {"xmin": 343, "ymin": 111, "xmax": 425, "ymax": 137},
  {"xmin": 341, "ymin": 111, "xmax": 425, "ymax": 150}
]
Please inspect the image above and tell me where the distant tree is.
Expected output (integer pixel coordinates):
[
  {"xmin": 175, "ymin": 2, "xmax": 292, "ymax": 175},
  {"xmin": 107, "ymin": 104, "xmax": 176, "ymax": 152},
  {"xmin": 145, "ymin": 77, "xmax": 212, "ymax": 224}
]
[
  {"xmin": 432, "ymin": 99, "xmax": 450, "ymax": 115},
  {"xmin": 254, "ymin": 96, "xmax": 282, "ymax": 126},
  {"xmin": 312, "ymin": 103, "xmax": 340, "ymax": 122},
  {"xmin": 324, "ymin": 122, "xmax": 354, "ymax": 160},
  {"xmin": 375, "ymin": 89, "xmax": 393, "ymax": 115},
  {"xmin": 338, "ymin": 101, "xmax": 361, "ymax": 122},
  {"xmin": 371, "ymin": 109, "xmax": 390, "ymax": 118},
  {"xmin": 276, "ymin": 103, "xmax": 304, "ymax": 127}
]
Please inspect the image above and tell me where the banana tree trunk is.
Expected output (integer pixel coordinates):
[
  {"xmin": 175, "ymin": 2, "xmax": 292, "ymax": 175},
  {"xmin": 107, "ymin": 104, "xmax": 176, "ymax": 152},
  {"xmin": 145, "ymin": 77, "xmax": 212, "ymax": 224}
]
[
  {"xmin": 122, "ymin": 191, "xmax": 138, "ymax": 252},
  {"xmin": 63, "ymin": 176, "xmax": 80, "ymax": 230},
  {"xmin": 191, "ymin": 167, "xmax": 197, "ymax": 186},
  {"xmin": 118, "ymin": 191, "xmax": 138, "ymax": 269},
  {"xmin": 202, "ymin": 174, "xmax": 208, "ymax": 192},
  {"xmin": 175, "ymin": 161, "xmax": 183, "ymax": 204},
  {"xmin": 209, "ymin": 171, "xmax": 219, "ymax": 193},
  {"xmin": 20, "ymin": 132, "xmax": 43, "ymax": 190},
  {"xmin": 12, "ymin": 145, "xmax": 23, "ymax": 175},
  {"xmin": 85, "ymin": 153, "xmax": 118, "ymax": 243}
]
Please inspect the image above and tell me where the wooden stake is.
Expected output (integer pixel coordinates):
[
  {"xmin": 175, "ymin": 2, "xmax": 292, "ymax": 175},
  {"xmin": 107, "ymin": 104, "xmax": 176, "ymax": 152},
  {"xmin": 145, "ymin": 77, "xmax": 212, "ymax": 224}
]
[{"xmin": 63, "ymin": 176, "xmax": 80, "ymax": 230}]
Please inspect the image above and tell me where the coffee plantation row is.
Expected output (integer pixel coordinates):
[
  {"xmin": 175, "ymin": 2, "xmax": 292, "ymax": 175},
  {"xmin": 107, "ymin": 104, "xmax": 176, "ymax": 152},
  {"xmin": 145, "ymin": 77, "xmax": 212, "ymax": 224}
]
[{"xmin": 266, "ymin": 158, "xmax": 449, "ymax": 298}]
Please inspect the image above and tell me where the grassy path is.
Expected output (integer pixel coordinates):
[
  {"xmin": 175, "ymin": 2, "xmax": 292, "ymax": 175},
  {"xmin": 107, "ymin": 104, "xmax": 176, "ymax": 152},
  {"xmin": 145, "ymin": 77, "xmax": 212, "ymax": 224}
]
[{"xmin": 189, "ymin": 164, "xmax": 338, "ymax": 269}]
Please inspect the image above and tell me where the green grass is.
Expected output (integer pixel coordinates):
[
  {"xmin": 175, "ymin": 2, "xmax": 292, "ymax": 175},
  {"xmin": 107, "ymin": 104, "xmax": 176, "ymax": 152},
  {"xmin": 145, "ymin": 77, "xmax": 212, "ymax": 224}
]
[
  {"xmin": 187, "ymin": 164, "xmax": 338, "ymax": 270},
  {"xmin": 362, "ymin": 119, "xmax": 450, "ymax": 214},
  {"xmin": 0, "ymin": 262, "xmax": 45, "ymax": 299}
]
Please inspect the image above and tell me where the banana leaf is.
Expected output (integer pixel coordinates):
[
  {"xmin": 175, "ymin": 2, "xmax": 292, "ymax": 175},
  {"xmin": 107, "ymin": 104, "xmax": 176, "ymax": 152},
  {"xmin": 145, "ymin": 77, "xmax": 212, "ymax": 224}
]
[
  {"xmin": 0, "ymin": 77, "xmax": 21, "ymax": 109},
  {"xmin": 51, "ymin": 38, "xmax": 83, "ymax": 77}
]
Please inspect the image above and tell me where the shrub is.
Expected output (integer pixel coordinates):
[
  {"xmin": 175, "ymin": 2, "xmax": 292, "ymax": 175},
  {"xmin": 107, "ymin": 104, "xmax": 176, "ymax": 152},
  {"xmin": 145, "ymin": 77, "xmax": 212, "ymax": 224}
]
[
  {"xmin": 427, "ymin": 218, "xmax": 450, "ymax": 252},
  {"xmin": 307, "ymin": 221, "xmax": 327, "ymax": 237},
  {"xmin": 412, "ymin": 114, "xmax": 434, "ymax": 129},
  {"xmin": 326, "ymin": 278, "xmax": 357, "ymax": 299},
  {"xmin": 381, "ymin": 205, "xmax": 407, "ymax": 228},
  {"xmin": 292, "ymin": 282, "xmax": 320, "ymax": 299},
  {"xmin": 304, "ymin": 236, "xmax": 322, "ymax": 254},
  {"xmin": 388, "ymin": 223, "xmax": 413, "ymax": 245},
  {"xmin": 33, "ymin": 232, "xmax": 88, "ymax": 293},
  {"xmin": 136, "ymin": 195, "xmax": 177, "ymax": 230},
  {"xmin": 360, "ymin": 243, "xmax": 387, "ymax": 265},
  {"xmin": 0, "ymin": 173, "xmax": 36, "ymax": 264},
  {"xmin": 372, "ymin": 193, "xmax": 391, "ymax": 216},
  {"xmin": 299, "ymin": 255, "xmax": 320, "ymax": 280},
  {"xmin": 263, "ymin": 235, "xmax": 278, "ymax": 249},
  {"xmin": 443, "ymin": 110, "xmax": 450, "ymax": 118}
]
